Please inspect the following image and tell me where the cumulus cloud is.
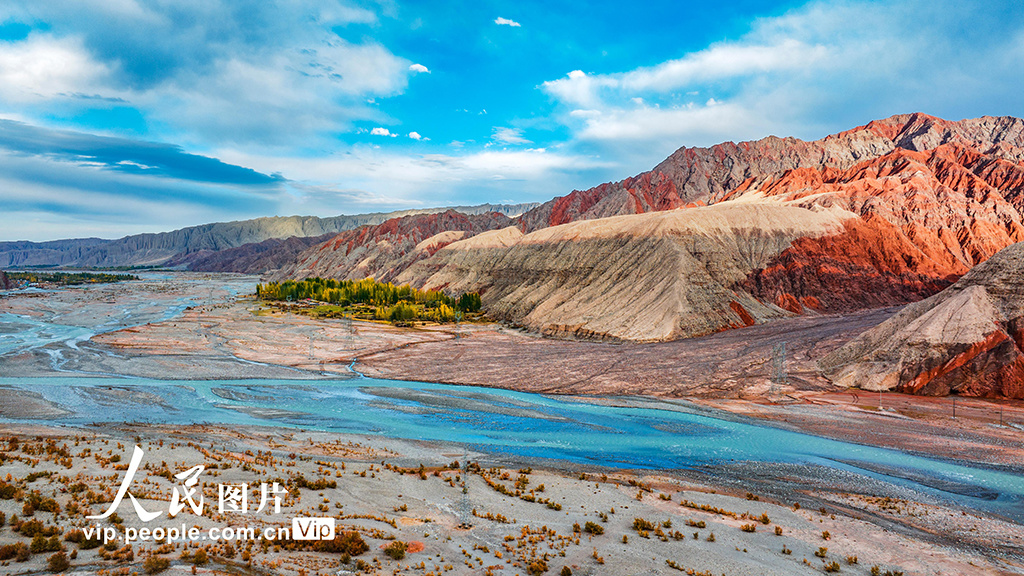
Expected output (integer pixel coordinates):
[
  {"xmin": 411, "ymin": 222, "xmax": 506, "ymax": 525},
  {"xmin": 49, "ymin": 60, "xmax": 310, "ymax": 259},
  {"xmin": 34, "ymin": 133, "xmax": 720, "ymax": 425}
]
[
  {"xmin": 218, "ymin": 147, "xmax": 611, "ymax": 204},
  {"xmin": 370, "ymin": 127, "xmax": 397, "ymax": 137},
  {"xmin": 408, "ymin": 63, "xmax": 430, "ymax": 73},
  {"xmin": 494, "ymin": 17, "xmax": 521, "ymax": 27},
  {"xmin": 408, "ymin": 131, "xmax": 422, "ymax": 140},
  {"xmin": 542, "ymin": 39, "xmax": 827, "ymax": 109},
  {"xmin": 572, "ymin": 102, "xmax": 770, "ymax": 143}
]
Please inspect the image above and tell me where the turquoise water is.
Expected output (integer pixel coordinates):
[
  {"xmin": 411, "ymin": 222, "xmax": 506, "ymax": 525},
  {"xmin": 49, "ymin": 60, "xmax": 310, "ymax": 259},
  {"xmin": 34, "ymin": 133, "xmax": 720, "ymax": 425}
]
[{"xmin": 2, "ymin": 376, "xmax": 1022, "ymax": 519}]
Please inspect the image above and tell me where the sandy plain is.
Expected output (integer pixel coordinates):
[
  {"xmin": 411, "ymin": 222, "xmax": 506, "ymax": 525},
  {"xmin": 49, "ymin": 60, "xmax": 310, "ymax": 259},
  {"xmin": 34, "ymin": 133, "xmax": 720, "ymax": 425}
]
[{"xmin": 0, "ymin": 422, "xmax": 1020, "ymax": 576}]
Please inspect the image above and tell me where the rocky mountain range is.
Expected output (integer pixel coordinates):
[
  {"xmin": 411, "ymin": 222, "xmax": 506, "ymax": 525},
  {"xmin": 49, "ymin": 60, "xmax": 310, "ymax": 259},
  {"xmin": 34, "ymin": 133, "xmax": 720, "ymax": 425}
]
[
  {"xmin": 0, "ymin": 203, "xmax": 538, "ymax": 270},
  {"xmin": 281, "ymin": 113, "xmax": 1024, "ymax": 346},
  {"xmin": 271, "ymin": 210, "xmax": 514, "ymax": 282}
]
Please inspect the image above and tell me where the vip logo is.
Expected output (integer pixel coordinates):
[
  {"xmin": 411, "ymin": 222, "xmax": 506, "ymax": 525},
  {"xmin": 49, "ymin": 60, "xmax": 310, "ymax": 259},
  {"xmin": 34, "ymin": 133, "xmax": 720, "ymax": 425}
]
[{"xmin": 291, "ymin": 517, "xmax": 335, "ymax": 541}]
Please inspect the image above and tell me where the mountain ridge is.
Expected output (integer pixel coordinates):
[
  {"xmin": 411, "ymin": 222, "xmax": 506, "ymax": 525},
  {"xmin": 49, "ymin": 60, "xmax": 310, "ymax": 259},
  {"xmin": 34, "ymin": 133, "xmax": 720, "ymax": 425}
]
[{"xmin": 0, "ymin": 203, "xmax": 539, "ymax": 269}]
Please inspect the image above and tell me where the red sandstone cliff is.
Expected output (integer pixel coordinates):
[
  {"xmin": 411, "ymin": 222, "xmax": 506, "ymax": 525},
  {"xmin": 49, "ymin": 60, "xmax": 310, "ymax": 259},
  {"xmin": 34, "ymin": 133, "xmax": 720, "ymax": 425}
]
[{"xmin": 821, "ymin": 241, "xmax": 1024, "ymax": 399}]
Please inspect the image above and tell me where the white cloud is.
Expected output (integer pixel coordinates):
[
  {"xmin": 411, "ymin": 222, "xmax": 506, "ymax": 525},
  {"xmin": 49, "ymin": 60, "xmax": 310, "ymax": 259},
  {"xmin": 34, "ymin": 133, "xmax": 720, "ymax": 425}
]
[
  {"xmin": 409, "ymin": 63, "xmax": 430, "ymax": 74},
  {"xmin": 492, "ymin": 127, "xmax": 530, "ymax": 145},
  {"xmin": 620, "ymin": 39, "xmax": 827, "ymax": 92},
  {"xmin": 408, "ymin": 131, "xmax": 422, "ymax": 140},
  {"xmin": 371, "ymin": 127, "xmax": 397, "ymax": 137},
  {"xmin": 494, "ymin": 17, "xmax": 521, "ymax": 27},
  {"xmin": 542, "ymin": 39, "xmax": 827, "ymax": 108},
  {"xmin": 144, "ymin": 40, "xmax": 410, "ymax": 145},
  {"xmin": 0, "ymin": 34, "xmax": 113, "ymax": 103},
  {"xmin": 573, "ymin": 102, "xmax": 771, "ymax": 143},
  {"xmin": 215, "ymin": 146, "xmax": 612, "ymax": 210}
]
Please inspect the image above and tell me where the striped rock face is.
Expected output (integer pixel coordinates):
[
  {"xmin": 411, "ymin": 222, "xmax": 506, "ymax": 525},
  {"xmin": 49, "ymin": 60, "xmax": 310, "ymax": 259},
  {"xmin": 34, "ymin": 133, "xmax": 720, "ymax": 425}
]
[
  {"xmin": 269, "ymin": 210, "xmax": 513, "ymax": 283},
  {"xmin": 821, "ymin": 241, "xmax": 1024, "ymax": 399}
]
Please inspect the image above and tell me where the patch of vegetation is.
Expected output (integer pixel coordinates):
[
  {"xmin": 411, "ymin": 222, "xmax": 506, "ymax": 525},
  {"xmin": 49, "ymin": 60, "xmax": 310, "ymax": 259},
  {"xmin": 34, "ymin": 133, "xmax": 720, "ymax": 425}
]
[
  {"xmin": 257, "ymin": 277, "xmax": 483, "ymax": 324},
  {"xmin": 292, "ymin": 475, "xmax": 337, "ymax": 490},
  {"xmin": 314, "ymin": 531, "xmax": 369, "ymax": 556},
  {"xmin": 666, "ymin": 559, "xmax": 713, "ymax": 575},
  {"xmin": 7, "ymin": 271, "xmax": 137, "ymax": 285},
  {"xmin": 144, "ymin": 555, "xmax": 171, "ymax": 574},
  {"xmin": 632, "ymin": 518, "xmax": 656, "ymax": 532},
  {"xmin": 47, "ymin": 550, "xmax": 70, "ymax": 572},
  {"xmin": 383, "ymin": 540, "xmax": 407, "ymax": 560}
]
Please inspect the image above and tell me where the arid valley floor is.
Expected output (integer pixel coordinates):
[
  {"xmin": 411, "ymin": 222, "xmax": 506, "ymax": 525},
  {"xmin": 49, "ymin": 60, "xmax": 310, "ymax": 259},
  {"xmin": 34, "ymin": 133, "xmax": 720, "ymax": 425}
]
[{"xmin": 1, "ymin": 273, "xmax": 1023, "ymax": 576}]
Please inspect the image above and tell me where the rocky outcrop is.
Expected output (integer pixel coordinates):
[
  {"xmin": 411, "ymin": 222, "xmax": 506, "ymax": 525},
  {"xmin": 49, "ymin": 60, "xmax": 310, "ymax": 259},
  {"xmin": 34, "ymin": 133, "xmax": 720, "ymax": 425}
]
[
  {"xmin": 0, "ymin": 237, "xmax": 110, "ymax": 268},
  {"xmin": 271, "ymin": 210, "xmax": 513, "ymax": 283},
  {"xmin": 739, "ymin": 143, "xmax": 1024, "ymax": 312},
  {"xmin": 821, "ymin": 241, "xmax": 1024, "ymax": 398}
]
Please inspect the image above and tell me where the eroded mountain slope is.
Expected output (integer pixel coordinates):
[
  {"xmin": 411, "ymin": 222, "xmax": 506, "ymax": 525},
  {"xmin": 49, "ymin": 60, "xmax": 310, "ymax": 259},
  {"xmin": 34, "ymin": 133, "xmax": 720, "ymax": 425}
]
[
  {"xmin": 271, "ymin": 210, "xmax": 512, "ymax": 283},
  {"xmin": 821, "ymin": 241, "xmax": 1024, "ymax": 398}
]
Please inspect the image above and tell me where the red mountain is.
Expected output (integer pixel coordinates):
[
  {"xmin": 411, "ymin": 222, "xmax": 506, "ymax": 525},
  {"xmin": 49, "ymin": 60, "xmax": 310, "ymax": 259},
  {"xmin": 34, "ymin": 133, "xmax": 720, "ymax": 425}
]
[
  {"xmin": 271, "ymin": 210, "xmax": 512, "ymax": 282},
  {"xmin": 279, "ymin": 114, "xmax": 1024, "ymax": 349}
]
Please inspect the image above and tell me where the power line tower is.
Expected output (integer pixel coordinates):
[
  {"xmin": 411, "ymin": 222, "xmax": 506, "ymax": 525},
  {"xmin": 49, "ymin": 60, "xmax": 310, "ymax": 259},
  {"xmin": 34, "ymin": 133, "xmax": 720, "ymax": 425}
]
[{"xmin": 771, "ymin": 342, "xmax": 788, "ymax": 397}]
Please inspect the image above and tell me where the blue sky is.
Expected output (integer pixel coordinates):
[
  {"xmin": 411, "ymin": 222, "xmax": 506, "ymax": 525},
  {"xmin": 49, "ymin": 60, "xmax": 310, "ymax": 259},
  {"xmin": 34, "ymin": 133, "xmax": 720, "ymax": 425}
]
[{"xmin": 1, "ymin": 0, "xmax": 1023, "ymax": 241}]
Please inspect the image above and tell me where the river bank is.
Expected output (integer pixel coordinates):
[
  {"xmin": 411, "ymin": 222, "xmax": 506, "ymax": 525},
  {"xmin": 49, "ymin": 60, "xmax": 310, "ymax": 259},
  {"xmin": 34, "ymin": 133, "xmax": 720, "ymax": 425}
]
[{"xmin": 0, "ymin": 421, "xmax": 1020, "ymax": 576}]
